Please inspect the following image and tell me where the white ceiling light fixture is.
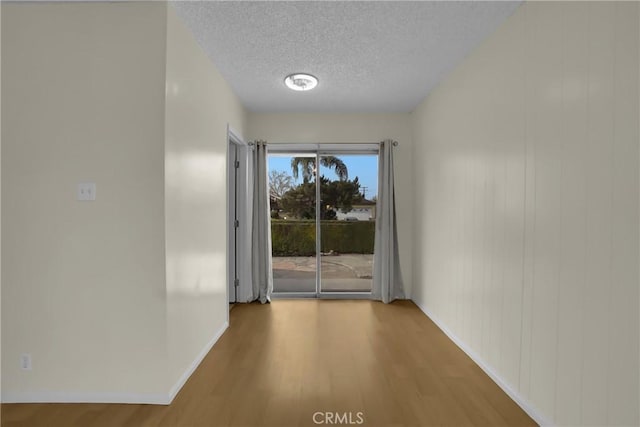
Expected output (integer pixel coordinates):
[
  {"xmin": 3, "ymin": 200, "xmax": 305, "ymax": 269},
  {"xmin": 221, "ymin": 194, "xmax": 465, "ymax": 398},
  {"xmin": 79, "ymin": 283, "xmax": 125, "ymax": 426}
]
[{"xmin": 284, "ymin": 73, "xmax": 318, "ymax": 91}]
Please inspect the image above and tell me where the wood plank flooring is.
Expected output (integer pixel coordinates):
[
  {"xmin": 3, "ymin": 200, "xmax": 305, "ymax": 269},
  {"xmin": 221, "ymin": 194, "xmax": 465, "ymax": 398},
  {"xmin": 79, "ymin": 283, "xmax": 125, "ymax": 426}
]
[{"xmin": 2, "ymin": 300, "xmax": 536, "ymax": 426}]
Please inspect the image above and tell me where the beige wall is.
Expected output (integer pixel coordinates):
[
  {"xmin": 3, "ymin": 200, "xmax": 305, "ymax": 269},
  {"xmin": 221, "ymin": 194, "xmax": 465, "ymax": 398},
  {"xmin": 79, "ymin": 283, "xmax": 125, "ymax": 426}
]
[
  {"xmin": 1, "ymin": 2, "xmax": 170, "ymax": 399},
  {"xmin": 248, "ymin": 113, "xmax": 414, "ymax": 296},
  {"xmin": 2, "ymin": 1, "xmax": 247, "ymax": 402},
  {"xmin": 1, "ymin": 0, "xmax": 3, "ymax": 406},
  {"xmin": 411, "ymin": 2, "xmax": 639, "ymax": 425},
  {"xmin": 164, "ymin": 5, "xmax": 247, "ymax": 392}
]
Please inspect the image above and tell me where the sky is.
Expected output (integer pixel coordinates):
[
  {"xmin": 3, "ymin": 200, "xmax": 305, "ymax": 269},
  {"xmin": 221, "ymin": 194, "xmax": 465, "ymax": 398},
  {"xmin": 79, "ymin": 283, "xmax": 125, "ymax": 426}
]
[{"xmin": 268, "ymin": 154, "xmax": 379, "ymax": 199}]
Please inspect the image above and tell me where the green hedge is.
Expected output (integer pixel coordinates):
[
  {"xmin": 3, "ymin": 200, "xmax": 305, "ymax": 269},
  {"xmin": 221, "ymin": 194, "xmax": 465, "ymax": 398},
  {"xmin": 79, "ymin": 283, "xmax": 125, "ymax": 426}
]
[{"xmin": 271, "ymin": 220, "xmax": 375, "ymax": 256}]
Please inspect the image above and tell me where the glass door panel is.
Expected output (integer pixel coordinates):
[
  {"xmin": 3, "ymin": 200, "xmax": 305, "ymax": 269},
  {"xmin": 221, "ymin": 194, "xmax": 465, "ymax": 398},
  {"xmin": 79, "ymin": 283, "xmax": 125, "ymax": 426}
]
[
  {"xmin": 319, "ymin": 154, "xmax": 377, "ymax": 293},
  {"xmin": 268, "ymin": 150, "xmax": 377, "ymax": 296},
  {"xmin": 269, "ymin": 153, "xmax": 317, "ymax": 294}
]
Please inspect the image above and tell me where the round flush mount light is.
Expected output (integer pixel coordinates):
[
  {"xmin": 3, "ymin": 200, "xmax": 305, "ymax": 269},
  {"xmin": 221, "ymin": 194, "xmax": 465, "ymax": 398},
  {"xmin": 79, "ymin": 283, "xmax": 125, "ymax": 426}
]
[{"xmin": 284, "ymin": 73, "xmax": 318, "ymax": 91}]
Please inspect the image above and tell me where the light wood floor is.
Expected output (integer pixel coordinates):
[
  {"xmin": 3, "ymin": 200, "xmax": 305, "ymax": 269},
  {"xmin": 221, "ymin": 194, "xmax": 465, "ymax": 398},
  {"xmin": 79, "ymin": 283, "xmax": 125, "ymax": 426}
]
[{"xmin": 2, "ymin": 300, "xmax": 536, "ymax": 427}]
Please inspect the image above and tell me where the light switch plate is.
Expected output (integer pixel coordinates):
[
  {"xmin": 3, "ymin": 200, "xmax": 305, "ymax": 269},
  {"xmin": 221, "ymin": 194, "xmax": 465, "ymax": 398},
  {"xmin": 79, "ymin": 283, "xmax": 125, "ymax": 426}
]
[
  {"xmin": 20, "ymin": 353, "xmax": 32, "ymax": 371},
  {"xmin": 77, "ymin": 182, "xmax": 96, "ymax": 201}
]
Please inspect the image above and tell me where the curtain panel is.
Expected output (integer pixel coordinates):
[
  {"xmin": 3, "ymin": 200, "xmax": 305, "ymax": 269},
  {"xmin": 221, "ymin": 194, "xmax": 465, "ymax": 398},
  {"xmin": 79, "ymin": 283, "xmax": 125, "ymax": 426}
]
[
  {"xmin": 251, "ymin": 140, "xmax": 273, "ymax": 303},
  {"xmin": 372, "ymin": 139, "xmax": 405, "ymax": 303}
]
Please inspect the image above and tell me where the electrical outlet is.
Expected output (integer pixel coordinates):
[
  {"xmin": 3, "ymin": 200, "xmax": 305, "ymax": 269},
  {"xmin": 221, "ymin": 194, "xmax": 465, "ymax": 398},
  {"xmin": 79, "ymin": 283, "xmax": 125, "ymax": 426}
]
[
  {"xmin": 20, "ymin": 353, "xmax": 32, "ymax": 371},
  {"xmin": 77, "ymin": 182, "xmax": 96, "ymax": 201}
]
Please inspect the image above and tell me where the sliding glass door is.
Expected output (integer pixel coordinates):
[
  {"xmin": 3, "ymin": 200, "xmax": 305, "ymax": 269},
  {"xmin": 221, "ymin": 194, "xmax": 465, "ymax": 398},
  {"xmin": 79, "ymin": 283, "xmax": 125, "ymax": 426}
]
[
  {"xmin": 319, "ymin": 154, "xmax": 377, "ymax": 293},
  {"xmin": 268, "ymin": 147, "xmax": 377, "ymax": 297},
  {"xmin": 270, "ymin": 153, "xmax": 317, "ymax": 294}
]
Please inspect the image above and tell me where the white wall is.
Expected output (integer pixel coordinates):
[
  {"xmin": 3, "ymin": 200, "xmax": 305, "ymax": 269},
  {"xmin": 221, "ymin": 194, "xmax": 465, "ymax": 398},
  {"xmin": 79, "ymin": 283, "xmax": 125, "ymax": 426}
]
[
  {"xmin": 164, "ymin": 4, "xmax": 246, "ymax": 394},
  {"xmin": 248, "ymin": 113, "xmax": 414, "ymax": 296},
  {"xmin": 1, "ymin": 2, "xmax": 170, "ymax": 399},
  {"xmin": 1, "ymin": 0, "xmax": 3, "ymax": 407},
  {"xmin": 1, "ymin": 2, "xmax": 248, "ymax": 403},
  {"xmin": 411, "ymin": 2, "xmax": 639, "ymax": 425}
]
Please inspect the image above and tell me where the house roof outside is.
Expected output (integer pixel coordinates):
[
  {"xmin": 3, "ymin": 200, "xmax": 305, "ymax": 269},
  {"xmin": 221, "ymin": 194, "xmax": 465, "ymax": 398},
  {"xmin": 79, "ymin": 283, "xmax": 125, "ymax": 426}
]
[{"xmin": 353, "ymin": 199, "xmax": 376, "ymax": 207}]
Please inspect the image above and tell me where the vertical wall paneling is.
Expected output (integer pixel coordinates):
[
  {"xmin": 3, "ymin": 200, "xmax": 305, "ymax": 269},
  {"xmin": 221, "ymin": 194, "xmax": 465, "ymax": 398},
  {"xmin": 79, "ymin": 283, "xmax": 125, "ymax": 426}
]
[
  {"xmin": 555, "ymin": 3, "xmax": 589, "ymax": 424},
  {"xmin": 606, "ymin": 3, "xmax": 640, "ymax": 425},
  {"xmin": 581, "ymin": 3, "xmax": 615, "ymax": 424},
  {"xmin": 411, "ymin": 2, "xmax": 639, "ymax": 425}
]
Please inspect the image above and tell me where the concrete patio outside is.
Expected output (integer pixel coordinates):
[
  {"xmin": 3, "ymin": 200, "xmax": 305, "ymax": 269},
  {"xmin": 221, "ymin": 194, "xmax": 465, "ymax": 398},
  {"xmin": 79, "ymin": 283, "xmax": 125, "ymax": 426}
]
[{"xmin": 273, "ymin": 254, "xmax": 373, "ymax": 293}]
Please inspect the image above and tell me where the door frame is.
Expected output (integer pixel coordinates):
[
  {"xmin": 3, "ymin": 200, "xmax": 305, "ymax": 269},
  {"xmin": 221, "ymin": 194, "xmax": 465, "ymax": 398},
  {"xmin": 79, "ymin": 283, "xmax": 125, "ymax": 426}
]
[
  {"xmin": 268, "ymin": 143, "xmax": 378, "ymax": 299},
  {"xmin": 227, "ymin": 126, "xmax": 250, "ymax": 308}
]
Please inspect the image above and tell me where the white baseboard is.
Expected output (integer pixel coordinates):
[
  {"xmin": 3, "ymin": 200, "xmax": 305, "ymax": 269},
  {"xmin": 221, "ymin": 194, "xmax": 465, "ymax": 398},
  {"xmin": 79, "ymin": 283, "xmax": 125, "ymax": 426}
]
[
  {"xmin": 412, "ymin": 299, "xmax": 552, "ymax": 427},
  {"xmin": 2, "ymin": 391, "xmax": 172, "ymax": 405},
  {"xmin": 167, "ymin": 320, "xmax": 228, "ymax": 403},
  {"xmin": 2, "ymin": 321, "xmax": 229, "ymax": 405}
]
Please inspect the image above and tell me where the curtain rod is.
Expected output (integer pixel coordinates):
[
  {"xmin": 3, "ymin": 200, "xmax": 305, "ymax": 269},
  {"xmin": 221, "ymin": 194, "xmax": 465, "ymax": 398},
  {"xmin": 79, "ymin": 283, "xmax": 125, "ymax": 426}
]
[{"xmin": 247, "ymin": 141, "xmax": 399, "ymax": 146}]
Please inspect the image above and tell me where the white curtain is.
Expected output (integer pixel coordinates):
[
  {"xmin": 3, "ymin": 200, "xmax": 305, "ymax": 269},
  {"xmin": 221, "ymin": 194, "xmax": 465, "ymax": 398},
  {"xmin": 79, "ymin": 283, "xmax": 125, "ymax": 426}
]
[
  {"xmin": 251, "ymin": 140, "xmax": 273, "ymax": 303},
  {"xmin": 372, "ymin": 139, "xmax": 405, "ymax": 303}
]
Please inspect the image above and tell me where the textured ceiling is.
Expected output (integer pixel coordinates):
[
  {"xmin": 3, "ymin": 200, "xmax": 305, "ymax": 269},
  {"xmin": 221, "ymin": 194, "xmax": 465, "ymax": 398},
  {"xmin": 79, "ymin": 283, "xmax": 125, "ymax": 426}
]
[{"xmin": 171, "ymin": 1, "xmax": 521, "ymax": 113}]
